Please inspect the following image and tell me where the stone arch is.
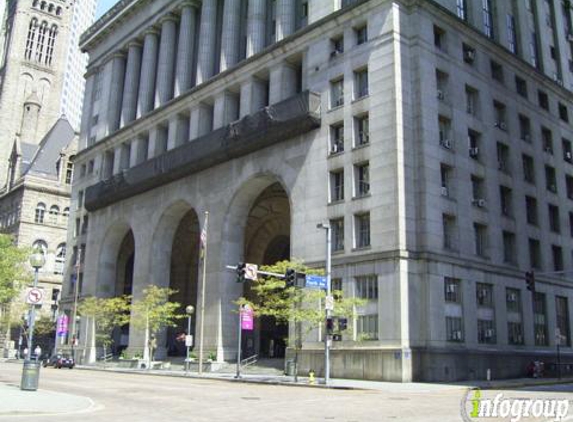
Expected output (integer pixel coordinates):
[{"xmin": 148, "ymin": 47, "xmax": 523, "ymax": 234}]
[{"xmin": 97, "ymin": 220, "xmax": 133, "ymax": 298}]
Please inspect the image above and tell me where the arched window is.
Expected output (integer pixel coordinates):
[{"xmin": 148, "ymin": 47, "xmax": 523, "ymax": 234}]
[
  {"xmin": 55, "ymin": 243, "xmax": 66, "ymax": 274},
  {"xmin": 62, "ymin": 207, "xmax": 70, "ymax": 218},
  {"xmin": 32, "ymin": 240, "xmax": 48, "ymax": 255},
  {"xmin": 35, "ymin": 203, "xmax": 46, "ymax": 223},
  {"xmin": 25, "ymin": 19, "xmax": 37, "ymax": 60},
  {"xmin": 49, "ymin": 205, "xmax": 60, "ymax": 223},
  {"xmin": 48, "ymin": 3, "xmax": 54, "ymax": 13},
  {"xmin": 32, "ymin": 0, "xmax": 39, "ymax": 7},
  {"xmin": 35, "ymin": 21, "xmax": 48, "ymax": 63},
  {"xmin": 40, "ymin": 1, "xmax": 46, "ymax": 10},
  {"xmin": 45, "ymin": 24, "xmax": 57, "ymax": 66},
  {"xmin": 55, "ymin": 6, "xmax": 61, "ymax": 15}
]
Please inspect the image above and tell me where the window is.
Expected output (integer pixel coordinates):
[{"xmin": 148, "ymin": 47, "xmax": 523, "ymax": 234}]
[
  {"xmin": 522, "ymin": 154, "xmax": 535, "ymax": 184},
  {"xmin": 465, "ymin": 85, "xmax": 479, "ymax": 116},
  {"xmin": 25, "ymin": 19, "xmax": 38, "ymax": 60},
  {"xmin": 497, "ymin": 142, "xmax": 510, "ymax": 173},
  {"xmin": 519, "ymin": 115, "xmax": 531, "ymax": 142},
  {"xmin": 538, "ymin": 90, "xmax": 549, "ymax": 111},
  {"xmin": 446, "ymin": 317, "xmax": 464, "ymax": 342},
  {"xmin": 438, "ymin": 116, "xmax": 451, "ymax": 148},
  {"xmin": 444, "ymin": 277, "xmax": 461, "ymax": 303},
  {"xmin": 436, "ymin": 69, "xmax": 448, "ymax": 102},
  {"xmin": 549, "ymin": 204, "xmax": 560, "ymax": 233},
  {"xmin": 440, "ymin": 164, "xmax": 452, "ymax": 197},
  {"xmin": 506, "ymin": 288, "xmax": 521, "ymax": 313},
  {"xmin": 54, "ymin": 243, "xmax": 66, "ymax": 275},
  {"xmin": 563, "ymin": 139, "xmax": 572, "ymax": 163},
  {"xmin": 476, "ymin": 283, "xmax": 493, "ymax": 307},
  {"xmin": 354, "ymin": 68, "xmax": 368, "ymax": 99},
  {"xmin": 471, "ymin": 175, "xmax": 485, "ymax": 206},
  {"xmin": 355, "ymin": 213, "xmax": 370, "ymax": 248},
  {"xmin": 552, "ymin": 245, "xmax": 563, "ymax": 271},
  {"xmin": 507, "ymin": 14, "xmax": 517, "ymax": 54},
  {"xmin": 545, "ymin": 166, "xmax": 557, "ymax": 193},
  {"xmin": 330, "ymin": 170, "xmax": 344, "ymax": 202},
  {"xmin": 474, "ymin": 223, "xmax": 488, "ymax": 257},
  {"xmin": 355, "ymin": 162, "xmax": 370, "ymax": 197},
  {"xmin": 332, "ymin": 278, "xmax": 343, "ymax": 299},
  {"xmin": 482, "ymin": 0, "xmax": 494, "ymax": 38},
  {"xmin": 566, "ymin": 175, "xmax": 573, "ymax": 199},
  {"xmin": 356, "ymin": 275, "xmax": 378, "ymax": 300},
  {"xmin": 515, "ymin": 76, "xmax": 527, "ymax": 97},
  {"xmin": 556, "ymin": 297, "xmax": 571, "ymax": 347},
  {"xmin": 542, "ymin": 127, "xmax": 553, "ymax": 154},
  {"xmin": 331, "ymin": 218, "xmax": 344, "ymax": 252},
  {"xmin": 502, "ymin": 231, "xmax": 516, "ymax": 264},
  {"xmin": 570, "ymin": 212, "xmax": 573, "ymax": 237},
  {"xmin": 330, "ymin": 123, "xmax": 344, "ymax": 154},
  {"xmin": 443, "ymin": 214, "xmax": 457, "ymax": 250},
  {"xmin": 490, "ymin": 60, "xmax": 504, "ymax": 83},
  {"xmin": 499, "ymin": 186, "xmax": 513, "ymax": 217},
  {"xmin": 456, "ymin": 0, "xmax": 467, "ymax": 20},
  {"xmin": 355, "ymin": 114, "xmax": 369, "ymax": 146},
  {"xmin": 533, "ymin": 292, "xmax": 548, "ymax": 346},
  {"xmin": 355, "ymin": 25, "xmax": 367, "ymax": 45},
  {"xmin": 357, "ymin": 315, "xmax": 378, "ymax": 340},
  {"xmin": 508, "ymin": 322, "xmax": 524, "ymax": 345},
  {"xmin": 49, "ymin": 205, "xmax": 59, "ymax": 223},
  {"xmin": 493, "ymin": 101, "xmax": 507, "ymax": 130},
  {"xmin": 330, "ymin": 36, "xmax": 344, "ymax": 57},
  {"xmin": 77, "ymin": 190, "xmax": 84, "ymax": 210},
  {"xmin": 65, "ymin": 161, "xmax": 73, "ymax": 184},
  {"xmin": 530, "ymin": 32, "xmax": 540, "ymax": 68},
  {"xmin": 35, "ymin": 203, "xmax": 46, "ymax": 223},
  {"xmin": 478, "ymin": 319, "xmax": 496, "ymax": 344},
  {"xmin": 525, "ymin": 196, "xmax": 538, "ymax": 225},
  {"xmin": 82, "ymin": 215, "xmax": 89, "ymax": 234},
  {"xmin": 45, "ymin": 25, "xmax": 57, "ymax": 66},
  {"xmin": 529, "ymin": 238, "xmax": 542, "ymax": 270},
  {"xmin": 62, "ymin": 207, "xmax": 70, "ymax": 218},
  {"xmin": 35, "ymin": 22, "xmax": 47, "ymax": 63},
  {"xmin": 32, "ymin": 240, "xmax": 48, "ymax": 255},
  {"xmin": 559, "ymin": 103, "xmax": 569, "ymax": 122},
  {"xmin": 330, "ymin": 78, "xmax": 344, "ymax": 108},
  {"xmin": 462, "ymin": 43, "xmax": 476, "ymax": 64},
  {"xmin": 434, "ymin": 25, "xmax": 446, "ymax": 50},
  {"xmin": 468, "ymin": 129, "xmax": 480, "ymax": 160}
]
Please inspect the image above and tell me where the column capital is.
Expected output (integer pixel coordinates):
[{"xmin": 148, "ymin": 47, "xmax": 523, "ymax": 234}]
[
  {"xmin": 143, "ymin": 28, "xmax": 160, "ymax": 37},
  {"xmin": 159, "ymin": 13, "xmax": 179, "ymax": 25},
  {"xmin": 177, "ymin": 1, "xmax": 197, "ymax": 12},
  {"xmin": 125, "ymin": 40, "xmax": 143, "ymax": 50},
  {"xmin": 105, "ymin": 51, "xmax": 127, "ymax": 64}
]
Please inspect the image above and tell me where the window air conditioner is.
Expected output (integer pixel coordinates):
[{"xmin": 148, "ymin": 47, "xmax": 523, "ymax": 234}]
[
  {"xmin": 469, "ymin": 147, "xmax": 479, "ymax": 157},
  {"xmin": 441, "ymin": 186, "xmax": 449, "ymax": 196},
  {"xmin": 437, "ymin": 90, "xmax": 445, "ymax": 100},
  {"xmin": 441, "ymin": 139, "xmax": 451, "ymax": 149}
]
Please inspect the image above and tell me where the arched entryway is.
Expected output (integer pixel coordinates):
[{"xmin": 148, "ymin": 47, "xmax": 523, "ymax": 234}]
[
  {"xmin": 113, "ymin": 230, "xmax": 134, "ymax": 354},
  {"xmin": 244, "ymin": 182, "xmax": 291, "ymax": 358}
]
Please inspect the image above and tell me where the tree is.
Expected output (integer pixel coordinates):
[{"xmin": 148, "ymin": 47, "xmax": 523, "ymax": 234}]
[
  {"xmin": 131, "ymin": 285, "xmax": 183, "ymax": 364},
  {"xmin": 0, "ymin": 234, "xmax": 31, "ymax": 352},
  {"xmin": 78, "ymin": 296, "xmax": 130, "ymax": 362},
  {"xmin": 237, "ymin": 259, "xmax": 364, "ymax": 375}
]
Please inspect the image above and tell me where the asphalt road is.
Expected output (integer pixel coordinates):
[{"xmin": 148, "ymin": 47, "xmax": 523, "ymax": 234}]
[{"xmin": 0, "ymin": 363, "xmax": 571, "ymax": 422}]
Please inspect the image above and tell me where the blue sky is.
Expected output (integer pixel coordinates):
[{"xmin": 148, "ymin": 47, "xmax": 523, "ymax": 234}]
[{"xmin": 96, "ymin": 0, "xmax": 119, "ymax": 18}]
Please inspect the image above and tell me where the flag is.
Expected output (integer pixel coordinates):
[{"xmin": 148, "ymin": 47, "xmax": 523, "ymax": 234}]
[{"xmin": 199, "ymin": 219, "xmax": 208, "ymax": 259}]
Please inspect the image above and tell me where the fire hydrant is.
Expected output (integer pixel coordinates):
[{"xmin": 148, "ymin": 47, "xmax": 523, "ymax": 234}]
[{"xmin": 309, "ymin": 369, "xmax": 315, "ymax": 385}]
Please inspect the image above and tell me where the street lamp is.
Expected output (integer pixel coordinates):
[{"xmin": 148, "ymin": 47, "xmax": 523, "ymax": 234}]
[
  {"xmin": 27, "ymin": 251, "xmax": 46, "ymax": 360},
  {"xmin": 317, "ymin": 222, "xmax": 332, "ymax": 385},
  {"xmin": 185, "ymin": 305, "xmax": 195, "ymax": 373},
  {"xmin": 71, "ymin": 315, "xmax": 80, "ymax": 362}
]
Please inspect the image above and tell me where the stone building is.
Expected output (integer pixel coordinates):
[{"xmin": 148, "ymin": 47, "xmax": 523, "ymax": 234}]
[{"xmin": 69, "ymin": 0, "xmax": 573, "ymax": 381}]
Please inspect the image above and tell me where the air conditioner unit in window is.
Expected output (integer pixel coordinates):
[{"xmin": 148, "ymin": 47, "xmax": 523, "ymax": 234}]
[
  {"xmin": 441, "ymin": 186, "xmax": 449, "ymax": 196},
  {"xmin": 453, "ymin": 330, "xmax": 462, "ymax": 340},
  {"xmin": 485, "ymin": 329, "xmax": 494, "ymax": 338},
  {"xmin": 476, "ymin": 199, "xmax": 486, "ymax": 208},
  {"xmin": 441, "ymin": 139, "xmax": 451, "ymax": 149},
  {"xmin": 446, "ymin": 284, "xmax": 456, "ymax": 293},
  {"xmin": 499, "ymin": 122, "xmax": 507, "ymax": 130},
  {"xmin": 507, "ymin": 293, "xmax": 517, "ymax": 302},
  {"xmin": 469, "ymin": 147, "xmax": 479, "ymax": 157},
  {"xmin": 566, "ymin": 151, "xmax": 572, "ymax": 161},
  {"xmin": 464, "ymin": 49, "xmax": 475, "ymax": 62},
  {"xmin": 437, "ymin": 90, "xmax": 445, "ymax": 100},
  {"xmin": 330, "ymin": 143, "xmax": 340, "ymax": 154}
]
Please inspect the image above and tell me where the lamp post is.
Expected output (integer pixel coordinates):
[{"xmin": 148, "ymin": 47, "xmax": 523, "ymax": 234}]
[
  {"xmin": 185, "ymin": 305, "xmax": 195, "ymax": 373},
  {"xmin": 317, "ymin": 222, "xmax": 332, "ymax": 385},
  {"xmin": 27, "ymin": 252, "xmax": 46, "ymax": 360},
  {"xmin": 71, "ymin": 315, "xmax": 80, "ymax": 362}
]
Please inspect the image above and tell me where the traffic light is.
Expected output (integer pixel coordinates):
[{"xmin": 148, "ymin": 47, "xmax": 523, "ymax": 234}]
[
  {"xmin": 525, "ymin": 271, "xmax": 535, "ymax": 293},
  {"xmin": 326, "ymin": 317, "xmax": 334, "ymax": 335},
  {"xmin": 338, "ymin": 317, "xmax": 348, "ymax": 331},
  {"xmin": 285, "ymin": 268, "xmax": 296, "ymax": 287},
  {"xmin": 51, "ymin": 289, "xmax": 60, "ymax": 301},
  {"xmin": 236, "ymin": 262, "xmax": 246, "ymax": 283}
]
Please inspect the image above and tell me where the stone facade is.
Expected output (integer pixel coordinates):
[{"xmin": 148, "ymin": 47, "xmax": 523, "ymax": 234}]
[{"xmin": 69, "ymin": 0, "xmax": 573, "ymax": 381}]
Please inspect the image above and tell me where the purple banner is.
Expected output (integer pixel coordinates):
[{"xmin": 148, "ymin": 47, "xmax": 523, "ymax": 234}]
[
  {"xmin": 57, "ymin": 315, "xmax": 69, "ymax": 336},
  {"xmin": 240, "ymin": 308, "xmax": 254, "ymax": 331}
]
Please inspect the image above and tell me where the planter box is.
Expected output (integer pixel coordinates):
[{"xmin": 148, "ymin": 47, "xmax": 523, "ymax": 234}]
[{"xmin": 185, "ymin": 360, "xmax": 224, "ymax": 372}]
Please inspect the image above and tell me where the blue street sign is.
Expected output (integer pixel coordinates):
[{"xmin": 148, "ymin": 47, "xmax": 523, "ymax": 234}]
[{"xmin": 305, "ymin": 275, "xmax": 327, "ymax": 290}]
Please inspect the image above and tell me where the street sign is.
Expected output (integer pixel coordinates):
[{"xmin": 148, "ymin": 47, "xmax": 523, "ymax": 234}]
[
  {"xmin": 245, "ymin": 263, "xmax": 258, "ymax": 281},
  {"xmin": 240, "ymin": 305, "xmax": 254, "ymax": 331},
  {"xmin": 306, "ymin": 275, "xmax": 327, "ymax": 290},
  {"xmin": 185, "ymin": 335, "xmax": 194, "ymax": 347},
  {"xmin": 26, "ymin": 287, "xmax": 44, "ymax": 305},
  {"xmin": 325, "ymin": 295, "xmax": 334, "ymax": 311}
]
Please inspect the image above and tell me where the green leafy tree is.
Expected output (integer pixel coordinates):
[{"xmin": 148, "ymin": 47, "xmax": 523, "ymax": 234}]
[
  {"xmin": 78, "ymin": 296, "xmax": 130, "ymax": 362},
  {"xmin": 237, "ymin": 259, "xmax": 364, "ymax": 374},
  {"xmin": 131, "ymin": 286, "xmax": 183, "ymax": 363}
]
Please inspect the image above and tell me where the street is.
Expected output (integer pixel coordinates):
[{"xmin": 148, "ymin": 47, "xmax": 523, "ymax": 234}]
[{"xmin": 0, "ymin": 362, "xmax": 571, "ymax": 422}]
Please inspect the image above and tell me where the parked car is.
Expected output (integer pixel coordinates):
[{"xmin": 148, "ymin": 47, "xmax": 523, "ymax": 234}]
[{"xmin": 43, "ymin": 354, "xmax": 75, "ymax": 369}]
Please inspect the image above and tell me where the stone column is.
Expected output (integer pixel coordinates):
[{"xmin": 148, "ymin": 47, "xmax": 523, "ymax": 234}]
[
  {"xmin": 269, "ymin": 62, "xmax": 297, "ymax": 105},
  {"xmin": 148, "ymin": 126, "xmax": 168, "ymax": 158},
  {"xmin": 189, "ymin": 104, "xmax": 213, "ymax": 140},
  {"xmin": 167, "ymin": 114, "xmax": 189, "ymax": 149},
  {"xmin": 246, "ymin": 0, "xmax": 266, "ymax": 57},
  {"xmin": 155, "ymin": 15, "xmax": 178, "ymax": 107},
  {"xmin": 220, "ymin": 0, "xmax": 242, "ymax": 71},
  {"xmin": 196, "ymin": 0, "xmax": 218, "ymax": 84},
  {"xmin": 112, "ymin": 145, "xmax": 122, "ymax": 175},
  {"xmin": 239, "ymin": 77, "xmax": 267, "ymax": 118},
  {"xmin": 174, "ymin": 3, "xmax": 197, "ymax": 96},
  {"xmin": 120, "ymin": 41, "xmax": 142, "ymax": 127},
  {"xmin": 79, "ymin": 73, "xmax": 95, "ymax": 149},
  {"xmin": 213, "ymin": 92, "xmax": 239, "ymax": 129},
  {"xmin": 107, "ymin": 53, "xmax": 126, "ymax": 134},
  {"xmin": 276, "ymin": 0, "xmax": 295, "ymax": 41},
  {"xmin": 136, "ymin": 29, "xmax": 159, "ymax": 118}
]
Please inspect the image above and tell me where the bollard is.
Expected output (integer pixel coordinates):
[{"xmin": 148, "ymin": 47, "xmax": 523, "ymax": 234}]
[
  {"xmin": 486, "ymin": 368, "xmax": 491, "ymax": 381},
  {"xmin": 309, "ymin": 369, "xmax": 315, "ymax": 385}
]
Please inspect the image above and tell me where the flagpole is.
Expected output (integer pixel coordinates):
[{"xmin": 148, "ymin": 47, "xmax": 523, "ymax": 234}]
[{"xmin": 198, "ymin": 211, "xmax": 209, "ymax": 375}]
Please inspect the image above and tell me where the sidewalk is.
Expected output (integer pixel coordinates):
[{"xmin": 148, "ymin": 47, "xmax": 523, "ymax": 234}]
[{"xmin": 0, "ymin": 382, "xmax": 94, "ymax": 417}]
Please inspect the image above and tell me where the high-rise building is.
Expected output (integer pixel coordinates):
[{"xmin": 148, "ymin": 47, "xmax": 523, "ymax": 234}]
[{"xmin": 69, "ymin": 0, "xmax": 573, "ymax": 381}]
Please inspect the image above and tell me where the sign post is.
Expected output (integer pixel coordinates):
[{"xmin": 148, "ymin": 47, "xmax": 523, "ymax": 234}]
[{"xmin": 235, "ymin": 304, "xmax": 254, "ymax": 379}]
